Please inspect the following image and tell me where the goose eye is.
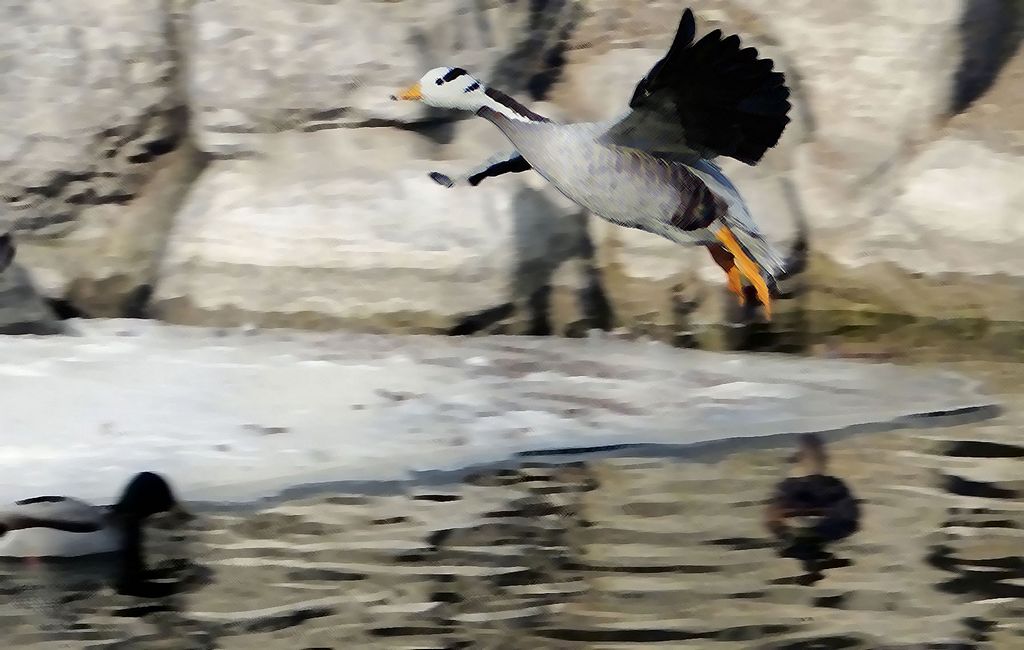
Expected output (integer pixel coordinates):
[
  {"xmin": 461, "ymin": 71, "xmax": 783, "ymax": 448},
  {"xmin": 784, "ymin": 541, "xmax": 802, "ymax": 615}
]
[{"xmin": 435, "ymin": 79, "xmax": 444, "ymax": 86}]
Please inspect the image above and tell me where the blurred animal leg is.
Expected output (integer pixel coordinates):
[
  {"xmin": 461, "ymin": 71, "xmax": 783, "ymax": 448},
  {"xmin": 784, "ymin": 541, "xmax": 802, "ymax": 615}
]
[
  {"xmin": 714, "ymin": 226, "xmax": 772, "ymax": 318},
  {"xmin": 708, "ymin": 243, "xmax": 744, "ymax": 303},
  {"xmin": 429, "ymin": 151, "xmax": 531, "ymax": 188}
]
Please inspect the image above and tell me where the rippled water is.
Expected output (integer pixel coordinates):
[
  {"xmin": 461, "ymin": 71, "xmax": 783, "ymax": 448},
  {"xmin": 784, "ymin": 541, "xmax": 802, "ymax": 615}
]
[{"xmin": 1, "ymin": 340, "xmax": 1022, "ymax": 649}]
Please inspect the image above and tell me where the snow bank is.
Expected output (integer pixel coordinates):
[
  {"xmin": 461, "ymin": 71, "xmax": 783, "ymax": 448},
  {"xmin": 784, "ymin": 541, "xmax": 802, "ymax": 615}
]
[{"xmin": 0, "ymin": 320, "xmax": 994, "ymax": 505}]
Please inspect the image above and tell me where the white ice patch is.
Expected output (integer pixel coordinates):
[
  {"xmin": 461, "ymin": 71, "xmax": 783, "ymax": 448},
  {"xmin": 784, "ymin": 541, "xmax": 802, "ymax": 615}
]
[
  {"xmin": 0, "ymin": 363, "xmax": 50, "ymax": 377},
  {"xmin": 0, "ymin": 320, "xmax": 993, "ymax": 505},
  {"xmin": 691, "ymin": 381, "xmax": 804, "ymax": 401}
]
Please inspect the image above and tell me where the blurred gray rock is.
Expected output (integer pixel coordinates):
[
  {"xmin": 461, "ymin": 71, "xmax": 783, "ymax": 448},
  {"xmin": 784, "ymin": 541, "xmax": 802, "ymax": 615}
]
[
  {"xmin": 151, "ymin": 129, "xmax": 590, "ymax": 333},
  {"xmin": 0, "ymin": 318, "xmax": 995, "ymax": 503},
  {"xmin": 0, "ymin": 239, "xmax": 61, "ymax": 334},
  {"xmin": 0, "ymin": 0, "xmax": 197, "ymax": 316},
  {"xmin": 739, "ymin": 1, "xmax": 967, "ymax": 191},
  {"xmin": 189, "ymin": 0, "xmax": 581, "ymax": 157},
  {"xmin": 810, "ymin": 44, "xmax": 1024, "ymax": 322}
]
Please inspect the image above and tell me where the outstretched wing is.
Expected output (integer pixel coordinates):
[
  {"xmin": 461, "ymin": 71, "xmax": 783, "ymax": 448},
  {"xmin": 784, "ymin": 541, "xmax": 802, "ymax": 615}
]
[
  {"xmin": 599, "ymin": 8, "xmax": 791, "ymax": 165},
  {"xmin": 4, "ymin": 496, "xmax": 105, "ymax": 532}
]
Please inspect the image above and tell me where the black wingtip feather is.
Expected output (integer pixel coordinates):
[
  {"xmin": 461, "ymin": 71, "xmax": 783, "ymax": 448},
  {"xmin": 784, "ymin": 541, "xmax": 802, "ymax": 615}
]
[
  {"xmin": 679, "ymin": 9, "xmax": 696, "ymax": 40},
  {"xmin": 628, "ymin": 7, "xmax": 793, "ymax": 165}
]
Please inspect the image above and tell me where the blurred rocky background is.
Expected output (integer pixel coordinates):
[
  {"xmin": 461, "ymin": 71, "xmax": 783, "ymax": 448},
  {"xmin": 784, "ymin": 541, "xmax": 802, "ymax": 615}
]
[{"xmin": 1, "ymin": 0, "xmax": 1022, "ymax": 347}]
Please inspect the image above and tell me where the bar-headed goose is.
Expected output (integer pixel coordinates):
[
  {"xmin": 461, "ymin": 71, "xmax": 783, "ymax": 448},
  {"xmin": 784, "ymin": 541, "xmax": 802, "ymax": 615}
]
[{"xmin": 393, "ymin": 8, "xmax": 791, "ymax": 317}]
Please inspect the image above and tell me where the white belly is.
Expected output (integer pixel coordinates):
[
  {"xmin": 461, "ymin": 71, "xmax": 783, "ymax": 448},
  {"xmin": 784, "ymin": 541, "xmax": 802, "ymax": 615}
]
[{"xmin": 0, "ymin": 527, "xmax": 121, "ymax": 558}]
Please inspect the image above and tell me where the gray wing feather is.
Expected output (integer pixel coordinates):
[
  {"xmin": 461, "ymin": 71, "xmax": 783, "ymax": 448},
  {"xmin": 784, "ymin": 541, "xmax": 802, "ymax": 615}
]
[
  {"xmin": 597, "ymin": 109, "xmax": 704, "ymax": 161},
  {"xmin": 3, "ymin": 497, "xmax": 106, "ymax": 531}
]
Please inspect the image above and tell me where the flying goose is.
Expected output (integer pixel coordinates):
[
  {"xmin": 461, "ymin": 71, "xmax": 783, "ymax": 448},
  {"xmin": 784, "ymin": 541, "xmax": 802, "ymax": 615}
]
[
  {"xmin": 0, "ymin": 471, "xmax": 191, "ymax": 568},
  {"xmin": 392, "ymin": 8, "xmax": 791, "ymax": 318}
]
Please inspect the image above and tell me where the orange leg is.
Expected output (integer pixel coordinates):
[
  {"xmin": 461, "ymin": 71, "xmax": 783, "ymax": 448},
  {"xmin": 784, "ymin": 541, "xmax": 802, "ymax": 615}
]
[
  {"xmin": 714, "ymin": 226, "xmax": 772, "ymax": 319},
  {"xmin": 707, "ymin": 244, "xmax": 744, "ymax": 303}
]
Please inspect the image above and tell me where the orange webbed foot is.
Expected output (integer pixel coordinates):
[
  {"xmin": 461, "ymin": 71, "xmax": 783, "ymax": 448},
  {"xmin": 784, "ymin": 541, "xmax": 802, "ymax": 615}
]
[
  {"xmin": 714, "ymin": 226, "xmax": 772, "ymax": 319},
  {"xmin": 708, "ymin": 244, "xmax": 744, "ymax": 303}
]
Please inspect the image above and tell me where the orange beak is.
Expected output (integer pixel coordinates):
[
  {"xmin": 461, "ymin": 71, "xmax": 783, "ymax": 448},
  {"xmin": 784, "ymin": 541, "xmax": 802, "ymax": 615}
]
[{"xmin": 390, "ymin": 82, "xmax": 423, "ymax": 101}]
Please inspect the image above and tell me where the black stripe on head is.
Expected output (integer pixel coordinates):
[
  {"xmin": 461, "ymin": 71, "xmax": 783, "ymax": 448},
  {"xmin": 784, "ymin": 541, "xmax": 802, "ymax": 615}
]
[
  {"xmin": 442, "ymin": 67, "xmax": 467, "ymax": 83},
  {"xmin": 463, "ymin": 81, "xmax": 480, "ymax": 93}
]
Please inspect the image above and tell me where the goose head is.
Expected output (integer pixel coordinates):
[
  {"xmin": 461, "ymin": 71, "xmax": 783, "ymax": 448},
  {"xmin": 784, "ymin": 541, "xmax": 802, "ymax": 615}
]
[
  {"xmin": 391, "ymin": 66, "xmax": 488, "ymax": 111},
  {"xmin": 111, "ymin": 472, "xmax": 191, "ymax": 523}
]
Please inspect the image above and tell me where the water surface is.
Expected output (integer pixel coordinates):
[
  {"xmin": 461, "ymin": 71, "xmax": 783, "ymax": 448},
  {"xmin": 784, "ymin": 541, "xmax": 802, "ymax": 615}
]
[{"xmin": 1, "ymin": 335, "xmax": 1021, "ymax": 649}]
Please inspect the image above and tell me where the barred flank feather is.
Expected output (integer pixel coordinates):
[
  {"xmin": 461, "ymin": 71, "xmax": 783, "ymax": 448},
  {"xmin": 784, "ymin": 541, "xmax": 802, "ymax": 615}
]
[{"xmin": 688, "ymin": 159, "xmax": 786, "ymax": 281}]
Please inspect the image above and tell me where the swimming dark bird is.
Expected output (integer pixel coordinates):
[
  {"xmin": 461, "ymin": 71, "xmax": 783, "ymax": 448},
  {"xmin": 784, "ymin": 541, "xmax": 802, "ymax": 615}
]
[
  {"xmin": 392, "ymin": 7, "xmax": 791, "ymax": 318},
  {"xmin": 764, "ymin": 433, "xmax": 860, "ymax": 546},
  {"xmin": 0, "ymin": 472, "xmax": 193, "ymax": 595}
]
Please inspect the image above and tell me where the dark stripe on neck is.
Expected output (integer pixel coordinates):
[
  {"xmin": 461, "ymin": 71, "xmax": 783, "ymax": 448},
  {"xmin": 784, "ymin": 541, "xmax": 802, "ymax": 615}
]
[
  {"xmin": 482, "ymin": 87, "xmax": 550, "ymax": 123},
  {"xmin": 464, "ymin": 81, "xmax": 480, "ymax": 92}
]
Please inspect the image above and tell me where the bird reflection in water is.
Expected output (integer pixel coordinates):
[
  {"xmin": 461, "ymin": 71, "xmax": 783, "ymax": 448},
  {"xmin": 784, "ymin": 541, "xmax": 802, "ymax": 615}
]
[{"xmin": 764, "ymin": 433, "xmax": 861, "ymax": 584}]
